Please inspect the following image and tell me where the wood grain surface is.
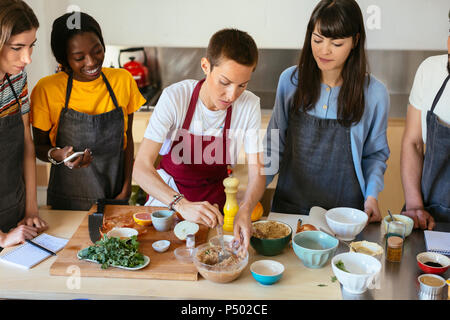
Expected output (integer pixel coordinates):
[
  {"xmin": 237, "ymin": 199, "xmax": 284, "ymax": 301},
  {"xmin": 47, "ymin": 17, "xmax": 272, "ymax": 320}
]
[{"xmin": 49, "ymin": 205, "xmax": 209, "ymax": 281}]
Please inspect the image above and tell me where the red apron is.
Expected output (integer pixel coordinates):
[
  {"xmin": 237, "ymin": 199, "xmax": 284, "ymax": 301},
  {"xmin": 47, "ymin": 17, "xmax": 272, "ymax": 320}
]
[{"xmin": 159, "ymin": 79, "xmax": 232, "ymax": 211}]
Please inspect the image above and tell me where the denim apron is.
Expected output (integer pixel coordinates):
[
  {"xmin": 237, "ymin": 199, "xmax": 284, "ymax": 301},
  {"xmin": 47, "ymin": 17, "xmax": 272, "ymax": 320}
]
[
  {"xmin": 271, "ymin": 109, "xmax": 364, "ymax": 215},
  {"xmin": 47, "ymin": 72, "xmax": 124, "ymax": 211},
  {"xmin": 420, "ymin": 74, "xmax": 450, "ymax": 222},
  {"xmin": 0, "ymin": 74, "xmax": 25, "ymax": 232}
]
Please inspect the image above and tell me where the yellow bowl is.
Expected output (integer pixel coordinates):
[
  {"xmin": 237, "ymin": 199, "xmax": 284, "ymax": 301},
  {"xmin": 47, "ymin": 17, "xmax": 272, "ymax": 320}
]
[
  {"xmin": 382, "ymin": 214, "xmax": 414, "ymax": 237},
  {"xmin": 133, "ymin": 212, "xmax": 152, "ymax": 226}
]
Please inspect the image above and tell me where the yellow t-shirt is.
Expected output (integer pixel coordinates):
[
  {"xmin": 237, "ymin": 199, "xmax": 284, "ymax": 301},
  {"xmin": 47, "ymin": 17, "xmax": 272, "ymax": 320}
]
[{"xmin": 30, "ymin": 68, "xmax": 146, "ymax": 149}]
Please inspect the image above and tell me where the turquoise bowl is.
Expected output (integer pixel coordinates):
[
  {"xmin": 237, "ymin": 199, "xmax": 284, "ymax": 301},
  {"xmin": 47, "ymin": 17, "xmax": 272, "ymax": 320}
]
[
  {"xmin": 250, "ymin": 260, "xmax": 285, "ymax": 285},
  {"xmin": 292, "ymin": 231, "xmax": 338, "ymax": 269}
]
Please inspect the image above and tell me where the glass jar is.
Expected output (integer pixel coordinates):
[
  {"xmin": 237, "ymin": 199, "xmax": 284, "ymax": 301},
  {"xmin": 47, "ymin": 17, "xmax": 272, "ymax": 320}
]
[
  {"xmin": 386, "ymin": 236, "xmax": 403, "ymax": 262},
  {"xmin": 386, "ymin": 220, "xmax": 406, "ymax": 262}
]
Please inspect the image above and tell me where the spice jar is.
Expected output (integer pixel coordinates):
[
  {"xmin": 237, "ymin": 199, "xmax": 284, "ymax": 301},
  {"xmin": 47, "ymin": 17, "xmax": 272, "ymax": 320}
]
[
  {"xmin": 385, "ymin": 220, "xmax": 406, "ymax": 262},
  {"xmin": 386, "ymin": 236, "xmax": 403, "ymax": 262},
  {"xmin": 186, "ymin": 234, "xmax": 195, "ymax": 249}
]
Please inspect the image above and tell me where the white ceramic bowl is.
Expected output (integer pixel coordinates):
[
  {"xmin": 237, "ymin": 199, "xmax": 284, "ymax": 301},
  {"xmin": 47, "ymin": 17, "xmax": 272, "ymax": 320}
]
[
  {"xmin": 349, "ymin": 241, "xmax": 384, "ymax": 260},
  {"xmin": 382, "ymin": 214, "xmax": 414, "ymax": 237},
  {"xmin": 106, "ymin": 227, "xmax": 138, "ymax": 239},
  {"xmin": 152, "ymin": 240, "xmax": 170, "ymax": 253},
  {"xmin": 331, "ymin": 252, "xmax": 382, "ymax": 294},
  {"xmin": 325, "ymin": 207, "xmax": 368, "ymax": 241}
]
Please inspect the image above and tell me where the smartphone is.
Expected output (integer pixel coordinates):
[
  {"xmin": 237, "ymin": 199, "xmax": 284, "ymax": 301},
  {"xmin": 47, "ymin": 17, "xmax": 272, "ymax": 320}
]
[{"xmin": 63, "ymin": 151, "xmax": 85, "ymax": 163}]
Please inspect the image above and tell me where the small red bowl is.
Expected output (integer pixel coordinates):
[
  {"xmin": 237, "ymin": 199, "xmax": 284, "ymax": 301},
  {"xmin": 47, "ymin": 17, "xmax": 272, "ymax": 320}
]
[{"xmin": 416, "ymin": 252, "xmax": 450, "ymax": 275}]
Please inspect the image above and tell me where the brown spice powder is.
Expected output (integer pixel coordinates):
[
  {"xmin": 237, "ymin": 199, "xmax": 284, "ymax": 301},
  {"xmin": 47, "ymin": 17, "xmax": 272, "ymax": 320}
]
[{"xmin": 253, "ymin": 221, "xmax": 290, "ymax": 239}]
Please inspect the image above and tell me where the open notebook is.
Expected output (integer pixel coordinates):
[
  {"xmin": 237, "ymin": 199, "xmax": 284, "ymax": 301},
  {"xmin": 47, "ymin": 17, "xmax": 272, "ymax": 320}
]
[
  {"xmin": 424, "ymin": 230, "xmax": 450, "ymax": 256},
  {"xmin": 0, "ymin": 233, "xmax": 68, "ymax": 269}
]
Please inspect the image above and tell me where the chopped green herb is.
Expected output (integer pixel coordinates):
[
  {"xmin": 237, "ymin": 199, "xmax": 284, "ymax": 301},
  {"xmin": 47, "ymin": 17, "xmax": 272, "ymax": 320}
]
[
  {"xmin": 317, "ymin": 284, "xmax": 327, "ymax": 287},
  {"xmin": 335, "ymin": 260, "xmax": 349, "ymax": 273},
  {"xmin": 331, "ymin": 276, "xmax": 337, "ymax": 283},
  {"xmin": 78, "ymin": 235, "xmax": 144, "ymax": 269}
]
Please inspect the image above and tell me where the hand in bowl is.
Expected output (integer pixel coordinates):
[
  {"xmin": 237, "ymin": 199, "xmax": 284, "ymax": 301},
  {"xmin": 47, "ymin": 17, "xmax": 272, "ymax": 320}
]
[{"xmin": 232, "ymin": 208, "xmax": 253, "ymax": 252}]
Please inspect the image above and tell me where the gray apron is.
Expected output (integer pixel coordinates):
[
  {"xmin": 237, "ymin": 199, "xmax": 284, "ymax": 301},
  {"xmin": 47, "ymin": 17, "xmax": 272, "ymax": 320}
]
[
  {"xmin": 271, "ymin": 109, "xmax": 364, "ymax": 215},
  {"xmin": 47, "ymin": 72, "xmax": 125, "ymax": 211},
  {"xmin": 0, "ymin": 74, "xmax": 25, "ymax": 233},
  {"xmin": 421, "ymin": 74, "xmax": 450, "ymax": 222}
]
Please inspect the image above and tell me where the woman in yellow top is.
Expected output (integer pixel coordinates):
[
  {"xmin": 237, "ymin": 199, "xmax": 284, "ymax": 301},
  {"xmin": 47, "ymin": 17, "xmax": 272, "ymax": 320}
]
[{"xmin": 31, "ymin": 12, "xmax": 146, "ymax": 211}]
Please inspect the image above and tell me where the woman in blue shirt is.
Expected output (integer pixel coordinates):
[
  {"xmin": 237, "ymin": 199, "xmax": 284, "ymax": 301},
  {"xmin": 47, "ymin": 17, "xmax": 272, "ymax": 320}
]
[{"xmin": 263, "ymin": 0, "xmax": 390, "ymax": 222}]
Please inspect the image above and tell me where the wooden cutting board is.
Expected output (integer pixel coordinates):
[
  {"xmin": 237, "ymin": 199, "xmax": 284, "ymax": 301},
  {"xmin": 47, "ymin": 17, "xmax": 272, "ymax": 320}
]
[{"xmin": 49, "ymin": 205, "xmax": 209, "ymax": 281}]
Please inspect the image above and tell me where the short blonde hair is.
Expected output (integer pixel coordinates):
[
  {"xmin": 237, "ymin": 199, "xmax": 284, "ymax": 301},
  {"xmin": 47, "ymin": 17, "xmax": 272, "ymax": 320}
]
[{"xmin": 0, "ymin": 0, "xmax": 39, "ymax": 51}]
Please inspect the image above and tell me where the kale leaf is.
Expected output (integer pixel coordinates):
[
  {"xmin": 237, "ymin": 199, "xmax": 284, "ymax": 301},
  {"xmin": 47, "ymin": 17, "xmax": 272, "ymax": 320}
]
[{"xmin": 79, "ymin": 235, "xmax": 145, "ymax": 269}]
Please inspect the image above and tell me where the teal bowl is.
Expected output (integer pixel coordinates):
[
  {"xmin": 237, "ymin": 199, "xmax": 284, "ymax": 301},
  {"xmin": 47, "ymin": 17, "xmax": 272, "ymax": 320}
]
[
  {"xmin": 250, "ymin": 221, "xmax": 292, "ymax": 256},
  {"xmin": 250, "ymin": 260, "xmax": 285, "ymax": 286},
  {"xmin": 292, "ymin": 231, "xmax": 338, "ymax": 269}
]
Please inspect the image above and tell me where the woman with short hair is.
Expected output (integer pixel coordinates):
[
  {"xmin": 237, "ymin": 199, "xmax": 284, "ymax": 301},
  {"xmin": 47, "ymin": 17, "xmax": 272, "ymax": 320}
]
[{"xmin": 134, "ymin": 29, "xmax": 266, "ymax": 250}]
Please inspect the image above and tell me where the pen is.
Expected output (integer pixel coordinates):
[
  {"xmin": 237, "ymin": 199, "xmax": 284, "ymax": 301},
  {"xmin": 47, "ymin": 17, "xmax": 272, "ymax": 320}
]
[{"xmin": 25, "ymin": 239, "xmax": 57, "ymax": 256}]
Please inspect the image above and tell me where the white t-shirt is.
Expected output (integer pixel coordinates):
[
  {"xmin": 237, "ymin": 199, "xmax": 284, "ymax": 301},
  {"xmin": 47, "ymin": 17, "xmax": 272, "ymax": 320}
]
[
  {"xmin": 144, "ymin": 79, "xmax": 262, "ymax": 164},
  {"xmin": 409, "ymin": 54, "xmax": 450, "ymax": 143}
]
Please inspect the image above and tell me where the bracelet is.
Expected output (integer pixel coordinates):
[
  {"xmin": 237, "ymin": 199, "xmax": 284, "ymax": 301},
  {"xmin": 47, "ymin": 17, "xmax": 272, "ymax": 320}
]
[
  {"xmin": 168, "ymin": 194, "xmax": 184, "ymax": 211},
  {"xmin": 47, "ymin": 147, "xmax": 63, "ymax": 165}
]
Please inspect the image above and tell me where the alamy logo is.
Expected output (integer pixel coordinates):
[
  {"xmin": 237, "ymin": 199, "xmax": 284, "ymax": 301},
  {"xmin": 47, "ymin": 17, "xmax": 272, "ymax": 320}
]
[{"xmin": 66, "ymin": 5, "xmax": 81, "ymax": 30}]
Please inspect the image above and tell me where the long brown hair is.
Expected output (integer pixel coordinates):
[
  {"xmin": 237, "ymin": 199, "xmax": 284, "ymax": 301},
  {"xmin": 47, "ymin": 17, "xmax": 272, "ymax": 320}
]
[
  {"xmin": 292, "ymin": 0, "xmax": 369, "ymax": 127},
  {"xmin": 0, "ymin": 0, "xmax": 39, "ymax": 51}
]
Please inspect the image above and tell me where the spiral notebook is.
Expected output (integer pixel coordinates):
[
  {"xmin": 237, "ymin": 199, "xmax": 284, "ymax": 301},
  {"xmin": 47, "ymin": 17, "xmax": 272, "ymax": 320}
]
[
  {"xmin": 0, "ymin": 233, "xmax": 68, "ymax": 269},
  {"xmin": 424, "ymin": 230, "xmax": 450, "ymax": 255}
]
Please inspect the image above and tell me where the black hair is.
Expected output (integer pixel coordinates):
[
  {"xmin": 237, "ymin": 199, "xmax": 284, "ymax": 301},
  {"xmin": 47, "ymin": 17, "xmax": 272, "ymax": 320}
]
[
  {"xmin": 206, "ymin": 28, "xmax": 258, "ymax": 71},
  {"xmin": 50, "ymin": 11, "xmax": 105, "ymax": 71},
  {"xmin": 292, "ymin": 0, "xmax": 368, "ymax": 127}
]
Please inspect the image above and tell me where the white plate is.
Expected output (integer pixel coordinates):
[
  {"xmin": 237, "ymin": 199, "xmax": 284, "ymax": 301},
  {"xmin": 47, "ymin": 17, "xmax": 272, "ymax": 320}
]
[{"xmin": 77, "ymin": 251, "xmax": 150, "ymax": 270}]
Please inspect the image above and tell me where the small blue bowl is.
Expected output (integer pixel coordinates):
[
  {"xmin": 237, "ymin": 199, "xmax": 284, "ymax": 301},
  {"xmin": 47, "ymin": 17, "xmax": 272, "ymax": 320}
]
[
  {"xmin": 292, "ymin": 231, "xmax": 338, "ymax": 269},
  {"xmin": 250, "ymin": 260, "xmax": 285, "ymax": 285}
]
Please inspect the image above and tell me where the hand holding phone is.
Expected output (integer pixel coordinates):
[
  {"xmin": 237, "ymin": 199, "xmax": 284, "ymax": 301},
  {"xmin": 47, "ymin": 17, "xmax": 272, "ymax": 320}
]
[
  {"xmin": 63, "ymin": 151, "xmax": 85, "ymax": 163},
  {"xmin": 64, "ymin": 148, "xmax": 93, "ymax": 169}
]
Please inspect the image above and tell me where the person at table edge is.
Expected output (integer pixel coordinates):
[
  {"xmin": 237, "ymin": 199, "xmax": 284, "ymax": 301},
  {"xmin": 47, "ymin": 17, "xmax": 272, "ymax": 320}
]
[{"xmin": 133, "ymin": 28, "xmax": 266, "ymax": 251}]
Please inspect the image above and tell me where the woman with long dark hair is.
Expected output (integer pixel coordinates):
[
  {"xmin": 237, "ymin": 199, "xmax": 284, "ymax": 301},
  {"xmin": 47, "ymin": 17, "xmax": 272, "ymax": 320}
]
[
  {"xmin": 263, "ymin": 0, "xmax": 390, "ymax": 221},
  {"xmin": 0, "ymin": 0, "xmax": 47, "ymax": 248}
]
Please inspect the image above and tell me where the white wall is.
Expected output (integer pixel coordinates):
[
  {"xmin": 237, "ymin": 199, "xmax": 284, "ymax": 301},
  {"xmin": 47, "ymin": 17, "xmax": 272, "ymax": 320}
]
[
  {"xmin": 25, "ymin": 0, "xmax": 67, "ymax": 89},
  {"xmin": 25, "ymin": 0, "xmax": 449, "ymax": 89},
  {"xmin": 64, "ymin": 0, "xmax": 448, "ymax": 50}
]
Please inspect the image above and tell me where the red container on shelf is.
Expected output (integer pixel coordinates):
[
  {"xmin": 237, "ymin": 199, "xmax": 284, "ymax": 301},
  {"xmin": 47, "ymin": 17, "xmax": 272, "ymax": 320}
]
[{"xmin": 123, "ymin": 56, "xmax": 148, "ymax": 89}]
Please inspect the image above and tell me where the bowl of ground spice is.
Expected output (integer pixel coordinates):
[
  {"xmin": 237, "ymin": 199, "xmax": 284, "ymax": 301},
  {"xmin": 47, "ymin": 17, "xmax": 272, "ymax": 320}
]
[
  {"xmin": 418, "ymin": 274, "xmax": 446, "ymax": 298},
  {"xmin": 192, "ymin": 243, "xmax": 249, "ymax": 283},
  {"xmin": 250, "ymin": 220, "xmax": 292, "ymax": 256}
]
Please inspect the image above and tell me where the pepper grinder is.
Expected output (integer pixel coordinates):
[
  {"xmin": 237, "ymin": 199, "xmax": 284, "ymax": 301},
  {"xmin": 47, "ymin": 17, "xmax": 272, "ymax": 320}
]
[{"xmin": 222, "ymin": 175, "xmax": 240, "ymax": 232}]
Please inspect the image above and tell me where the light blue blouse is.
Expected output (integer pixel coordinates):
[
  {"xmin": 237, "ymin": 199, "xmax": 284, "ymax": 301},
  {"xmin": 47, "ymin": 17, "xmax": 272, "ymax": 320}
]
[{"xmin": 264, "ymin": 66, "xmax": 390, "ymax": 200}]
